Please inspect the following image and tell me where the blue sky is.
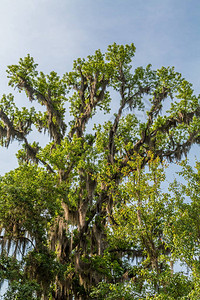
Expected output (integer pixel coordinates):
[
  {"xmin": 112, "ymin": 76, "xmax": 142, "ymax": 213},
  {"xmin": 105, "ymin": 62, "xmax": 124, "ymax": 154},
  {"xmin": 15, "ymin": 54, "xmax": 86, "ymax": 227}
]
[{"xmin": 0, "ymin": 0, "xmax": 200, "ymax": 174}]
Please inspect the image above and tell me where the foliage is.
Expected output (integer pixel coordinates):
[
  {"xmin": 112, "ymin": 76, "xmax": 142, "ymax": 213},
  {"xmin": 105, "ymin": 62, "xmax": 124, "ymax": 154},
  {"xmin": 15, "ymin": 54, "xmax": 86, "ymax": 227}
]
[{"xmin": 0, "ymin": 43, "xmax": 200, "ymax": 299}]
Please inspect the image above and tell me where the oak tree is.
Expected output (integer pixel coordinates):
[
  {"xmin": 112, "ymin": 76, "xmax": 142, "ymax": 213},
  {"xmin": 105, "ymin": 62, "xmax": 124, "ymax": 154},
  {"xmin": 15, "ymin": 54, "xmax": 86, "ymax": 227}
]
[{"xmin": 0, "ymin": 43, "xmax": 200, "ymax": 299}]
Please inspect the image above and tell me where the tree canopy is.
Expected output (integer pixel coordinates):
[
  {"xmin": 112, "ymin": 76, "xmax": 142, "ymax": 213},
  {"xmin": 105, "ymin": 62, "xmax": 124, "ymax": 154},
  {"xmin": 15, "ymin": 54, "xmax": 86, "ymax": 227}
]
[{"xmin": 1, "ymin": 43, "xmax": 200, "ymax": 299}]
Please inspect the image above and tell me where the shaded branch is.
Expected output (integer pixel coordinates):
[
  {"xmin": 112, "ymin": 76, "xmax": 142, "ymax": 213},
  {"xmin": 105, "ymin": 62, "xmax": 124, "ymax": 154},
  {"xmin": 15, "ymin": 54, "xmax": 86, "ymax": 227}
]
[
  {"xmin": 0, "ymin": 109, "xmax": 54, "ymax": 173},
  {"xmin": 69, "ymin": 78, "xmax": 109, "ymax": 138},
  {"xmin": 18, "ymin": 76, "xmax": 66, "ymax": 144}
]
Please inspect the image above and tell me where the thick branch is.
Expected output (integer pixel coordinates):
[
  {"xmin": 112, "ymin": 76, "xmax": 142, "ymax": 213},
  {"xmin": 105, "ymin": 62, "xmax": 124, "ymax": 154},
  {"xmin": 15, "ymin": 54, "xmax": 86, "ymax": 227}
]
[{"xmin": 108, "ymin": 86, "xmax": 150, "ymax": 163}]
